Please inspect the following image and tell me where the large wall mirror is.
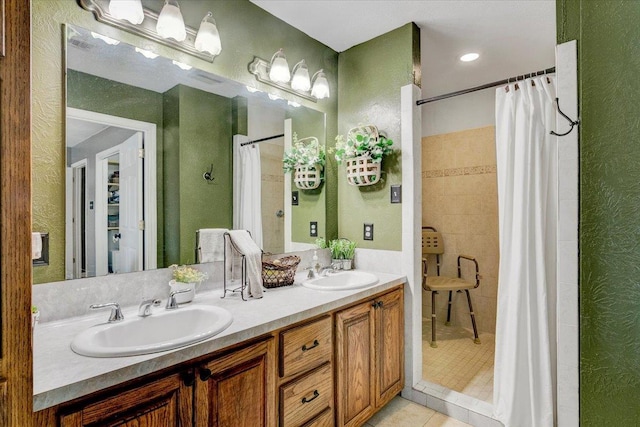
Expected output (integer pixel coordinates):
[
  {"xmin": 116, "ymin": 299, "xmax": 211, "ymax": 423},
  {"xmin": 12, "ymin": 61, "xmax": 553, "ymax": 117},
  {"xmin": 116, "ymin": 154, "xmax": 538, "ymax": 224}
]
[{"xmin": 46, "ymin": 25, "xmax": 327, "ymax": 283}]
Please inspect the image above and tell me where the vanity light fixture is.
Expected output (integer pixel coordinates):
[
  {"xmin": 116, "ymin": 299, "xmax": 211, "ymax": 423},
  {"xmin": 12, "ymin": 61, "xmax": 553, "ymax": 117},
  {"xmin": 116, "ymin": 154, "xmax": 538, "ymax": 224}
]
[
  {"xmin": 290, "ymin": 60, "xmax": 311, "ymax": 92},
  {"xmin": 310, "ymin": 70, "xmax": 330, "ymax": 99},
  {"xmin": 194, "ymin": 12, "xmax": 222, "ymax": 56},
  {"xmin": 80, "ymin": 0, "xmax": 220, "ymax": 62},
  {"xmin": 90, "ymin": 31, "xmax": 120, "ymax": 45},
  {"xmin": 248, "ymin": 55, "xmax": 328, "ymax": 103},
  {"xmin": 156, "ymin": 0, "xmax": 186, "ymax": 42},
  {"xmin": 268, "ymin": 49, "xmax": 291, "ymax": 83},
  {"xmin": 108, "ymin": 0, "xmax": 144, "ymax": 25},
  {"xmin": 172, "ymin": 60, "xmax": 192, "ymax": 70},
  {"xmin": 135, "ymin": 47, "xmax": 159, "ymax": 59},
  {"xmin": 460, "ymin": 52, "xmax": 480, "ymax": 62}
]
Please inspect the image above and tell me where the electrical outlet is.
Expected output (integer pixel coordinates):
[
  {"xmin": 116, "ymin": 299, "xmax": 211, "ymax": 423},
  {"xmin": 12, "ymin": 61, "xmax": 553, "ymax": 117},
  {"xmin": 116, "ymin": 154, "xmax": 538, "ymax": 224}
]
[
  {"xmin": 391, "ymin": 185, "xmax": 402, "ymax": 203},
  {"xmin": 310, "ymin": 221, "xmax": 318, "ymax": 237},
  {"xmin": 364, "ymin": 223, "xmax": 374, "ymax": 241},
  {"xmin": 292, "ymin": 191, "xmax": 299, "ymax": 206}
]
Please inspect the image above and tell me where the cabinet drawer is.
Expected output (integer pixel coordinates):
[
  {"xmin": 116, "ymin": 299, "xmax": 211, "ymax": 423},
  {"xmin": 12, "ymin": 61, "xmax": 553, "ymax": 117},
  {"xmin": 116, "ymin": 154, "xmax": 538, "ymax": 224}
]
[
  {"xmin": 300, "ymin": 407, "xmax": 333, "ymax": 427},
  {"xmin": 279, "ymin": 316, "xmax": 331, "ymax": 379},
  {"xmin": 280, "ymin": 362, "xmax": 333, "ymax": 427}
]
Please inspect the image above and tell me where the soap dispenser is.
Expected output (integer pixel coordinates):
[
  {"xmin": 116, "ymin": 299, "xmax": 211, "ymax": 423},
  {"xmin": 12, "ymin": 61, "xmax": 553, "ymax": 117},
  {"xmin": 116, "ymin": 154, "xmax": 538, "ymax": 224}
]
[{"xmin": 312, "ymin": 250, "xmax": 320, "ymax": 273}]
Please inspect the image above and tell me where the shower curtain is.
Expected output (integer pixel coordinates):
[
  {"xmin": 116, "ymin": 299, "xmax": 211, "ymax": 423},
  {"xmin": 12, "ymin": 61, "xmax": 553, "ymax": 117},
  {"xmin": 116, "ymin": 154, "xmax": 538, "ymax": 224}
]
[
  {"xmin": 233, "ymin": 135, "xmax": 263, "ymax": 249},
  {"xmin": 493, "ymin": 76, "xmax": 557, "ymax": 427}
]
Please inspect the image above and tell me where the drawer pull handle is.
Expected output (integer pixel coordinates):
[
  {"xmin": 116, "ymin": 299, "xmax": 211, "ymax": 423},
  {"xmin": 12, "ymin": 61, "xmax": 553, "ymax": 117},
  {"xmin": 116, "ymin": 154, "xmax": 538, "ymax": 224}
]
[
  {"xmin": 302, "ymin": 339, "xmax": 320, "ymax": 352},
  {"xmin": 301, "ymin": 390, "xmax": 320, "ymax": 404}
]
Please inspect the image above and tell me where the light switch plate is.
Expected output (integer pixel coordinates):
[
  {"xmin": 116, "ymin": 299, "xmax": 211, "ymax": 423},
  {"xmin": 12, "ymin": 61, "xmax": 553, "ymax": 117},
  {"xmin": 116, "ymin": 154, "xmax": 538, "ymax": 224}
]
[
  {"xmin": 391, "ymin": 185, "xmax": 402, "ymax": 203},
  {"xmin": 364, "ymin": 223, "xmax": 374, "ymax": 241},
  {"xmin": 292, "ymin": 191, "xmax": 299, "ymax": 206},
  {"xmin": 310, "ymin": 221, "xmax": 318, "ymax": 237}
]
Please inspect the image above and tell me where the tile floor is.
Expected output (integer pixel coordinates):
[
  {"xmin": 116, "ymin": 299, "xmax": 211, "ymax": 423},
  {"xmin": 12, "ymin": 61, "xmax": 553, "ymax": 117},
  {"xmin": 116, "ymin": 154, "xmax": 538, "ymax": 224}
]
[
  {"xmin": 365, "ymin": 397, "xmax": 471, "ymax": 426},
  {"xmin": 422, "ymin": 318, "xmax": 495, "ymax": 403}
]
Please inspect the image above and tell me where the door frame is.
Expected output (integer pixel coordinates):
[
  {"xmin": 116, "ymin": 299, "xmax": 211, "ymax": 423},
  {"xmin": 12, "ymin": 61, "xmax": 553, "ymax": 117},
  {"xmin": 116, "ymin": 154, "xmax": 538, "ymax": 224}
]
[
  {"xmin": 66, "ymin": 108, "xmax": 157, "ymax": 273},
  {"xmin": 66, "ymin": 159, "xmax": 88, "ymax": 279}
]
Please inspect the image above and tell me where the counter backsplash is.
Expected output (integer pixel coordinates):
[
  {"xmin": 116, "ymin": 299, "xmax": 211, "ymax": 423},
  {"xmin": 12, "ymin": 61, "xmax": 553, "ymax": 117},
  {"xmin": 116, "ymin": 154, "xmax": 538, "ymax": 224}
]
[{"xmin": 33, "ymin": 248, "xmax": 332, "ymax": 323}]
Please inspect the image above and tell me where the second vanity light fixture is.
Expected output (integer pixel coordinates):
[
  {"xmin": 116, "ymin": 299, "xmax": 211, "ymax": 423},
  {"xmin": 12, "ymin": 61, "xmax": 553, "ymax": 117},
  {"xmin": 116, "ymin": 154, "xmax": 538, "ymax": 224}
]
[
  {"xmin": 249, "ymin": 48, "xmax": 330, "ymax": 103},
  {"xmin": 80, "ymin": 0, "xmax": 222, "ymax": 62}
]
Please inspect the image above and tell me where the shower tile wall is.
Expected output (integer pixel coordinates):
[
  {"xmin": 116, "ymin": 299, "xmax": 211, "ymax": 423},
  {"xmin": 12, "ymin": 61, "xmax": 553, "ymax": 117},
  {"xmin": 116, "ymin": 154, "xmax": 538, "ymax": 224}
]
[
  {"xmin": 421, "ymin": 126, "xmax": 498, "ymax": 333},
  {"xmin": 260, "ymin": 140, "xmax": 284, "ymax": 254}
]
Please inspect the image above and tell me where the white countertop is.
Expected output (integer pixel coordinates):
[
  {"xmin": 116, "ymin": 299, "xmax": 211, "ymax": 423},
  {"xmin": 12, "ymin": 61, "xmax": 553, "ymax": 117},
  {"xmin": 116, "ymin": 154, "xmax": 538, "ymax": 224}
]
[{"xmin": 33, "ymin": 270, "xmax": 405, "ymax": 412}]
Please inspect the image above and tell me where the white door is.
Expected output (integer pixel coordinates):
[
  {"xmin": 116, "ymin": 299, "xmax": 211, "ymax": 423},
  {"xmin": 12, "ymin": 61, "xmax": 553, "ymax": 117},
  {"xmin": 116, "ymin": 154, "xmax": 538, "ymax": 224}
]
[{"xmin": 117, "ymin": 132, "xmax": 144, "ymax": 273}]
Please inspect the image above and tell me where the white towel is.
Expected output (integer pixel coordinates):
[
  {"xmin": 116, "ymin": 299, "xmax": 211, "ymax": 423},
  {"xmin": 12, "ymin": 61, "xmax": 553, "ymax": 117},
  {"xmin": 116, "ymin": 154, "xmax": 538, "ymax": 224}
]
[
  {"xmin": 198, "ymin": 228, "xmax": 228, "ymax": 263},
  {"xmin": 32, "ymin": 232, "xmax": 42, "ymax": 259},
  {"xmin": 228, "ymin": 230, "xmax": 263, "ymax": 299}
]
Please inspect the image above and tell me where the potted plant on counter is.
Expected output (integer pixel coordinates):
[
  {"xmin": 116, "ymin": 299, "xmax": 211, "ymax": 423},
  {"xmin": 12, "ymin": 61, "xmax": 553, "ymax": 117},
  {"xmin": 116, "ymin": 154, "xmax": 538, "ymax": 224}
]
[
  {"xmin": 169, "ymin": 264, "xmax": 208, "ymax": 304},
  {"xmin": 333, "ymin": 124, "xmax": 394, "ymax": 186},
  {"xmin": 283, "ymin": 134, "xmax": 325, "ymax": 190}
]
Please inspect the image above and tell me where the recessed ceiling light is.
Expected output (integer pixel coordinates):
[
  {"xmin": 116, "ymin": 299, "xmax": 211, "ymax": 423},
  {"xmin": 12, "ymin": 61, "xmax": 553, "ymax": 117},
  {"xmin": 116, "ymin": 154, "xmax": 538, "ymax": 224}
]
[{"xmin": 460, "ymin": 53, "xmax": 480, "ymax": 62}]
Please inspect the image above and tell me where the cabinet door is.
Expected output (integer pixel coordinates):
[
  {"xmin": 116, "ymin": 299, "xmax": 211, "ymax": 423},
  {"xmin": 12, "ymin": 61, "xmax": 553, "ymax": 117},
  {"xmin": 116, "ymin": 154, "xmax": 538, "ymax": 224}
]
[
  {"xmin": 195, "ymin": 338, "xmax": 276, "ymax": 427},
  {"xmin": 59, "ymin": 373, "xmax": 192, "ymax": 427},
  {"xmin": 375, "ymin": 288, "xmax": 405, "ymax": 407},
  {"xmin": 335, "ymin": 300, "xmax": 376, "ymax": 427}
]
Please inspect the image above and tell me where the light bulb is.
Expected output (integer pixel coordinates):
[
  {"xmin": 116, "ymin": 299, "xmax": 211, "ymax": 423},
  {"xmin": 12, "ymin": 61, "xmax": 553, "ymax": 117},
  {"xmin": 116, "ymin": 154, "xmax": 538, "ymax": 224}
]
[
  {"xmin": 109, "ymin": 0, "xmax": 144, "ymax": 25},
  {"xmin": 135, "ymin": 47, "xmax": 158, "ymax": 59},
  {"xmin": 268, "ymin": 49, "xmax": 290, "ymax": 83},
  {"xmin": 91, "ymin": 32, "xmax": 120, "ymax": 45},
  {"xmin": 156, "ymin": 0, "xmax": 186, "ymax": 42},
  {"xmin": 460, "ymin": 52, "xmax": 480, "ymax": 62},
  {"xmin": 195, "ymin": 12, "xmax": 222, "ymax": 56},
  {"xmin": 290, "ymin": 60, "xmax": 311, "ymax": 92},
  {"xmin": 172, "ymin": 60, "xmax": 192, "ymax": 70},
  {"xmin": 311, "ymin": 70, "xmax": 330, "ymax": 99}
]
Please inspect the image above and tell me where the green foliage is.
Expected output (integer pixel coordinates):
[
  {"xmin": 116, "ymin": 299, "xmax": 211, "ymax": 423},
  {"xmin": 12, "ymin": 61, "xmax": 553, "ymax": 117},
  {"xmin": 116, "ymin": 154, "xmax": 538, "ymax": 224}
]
[
  {"xmin": 321, "ymin": 238, "xmax": 356, "ymax": 260},
  {"xmin": 170, "ymin": 264, "xmax": 208, "ymax": 283},
  {"xmin": 282, "ymin": 134, "xmax": 326, "ymax": 173},
  {"xmin": 333, "ymin": 126, "xmax": 394, "ymax": 164}
]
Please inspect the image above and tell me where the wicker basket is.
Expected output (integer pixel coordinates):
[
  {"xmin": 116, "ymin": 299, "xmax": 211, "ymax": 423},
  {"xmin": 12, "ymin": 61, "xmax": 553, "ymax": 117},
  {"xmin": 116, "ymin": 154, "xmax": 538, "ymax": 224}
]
[
  {"xmin": 294, "ymin": 164, "xmax": 322, "ymax": 190},
  {"xmin": 346, "ymin": 155, "xmax": 381, "ymax": 186},
  {"xmin": 262, "ymin": 255, "xmax": 301, "ymax": 288}
]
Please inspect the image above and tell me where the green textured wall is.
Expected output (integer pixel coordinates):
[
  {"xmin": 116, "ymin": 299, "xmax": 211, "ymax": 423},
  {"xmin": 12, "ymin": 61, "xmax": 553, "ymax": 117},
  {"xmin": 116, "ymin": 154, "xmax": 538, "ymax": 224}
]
[
  {"xmin": 289, "ymin": 108, "xmax": 327, "ymax": 243},
  {"xmin": 337, "ymin": 23, "xmax": 419, "ymax": 250},
  {"xmin": 163, "ymin": 86, "xmax": 233, "ymax": 265},
  {"xmin": 557, "ymin": 0, "xmax": 640, "ymax": 424},
  {"xmin": 32, "ymin": 0, "xmax": 338, "ymax": 283},
  {"xmin": 65, "ymin": 70, "xmax": 165, "ymax": 272}
]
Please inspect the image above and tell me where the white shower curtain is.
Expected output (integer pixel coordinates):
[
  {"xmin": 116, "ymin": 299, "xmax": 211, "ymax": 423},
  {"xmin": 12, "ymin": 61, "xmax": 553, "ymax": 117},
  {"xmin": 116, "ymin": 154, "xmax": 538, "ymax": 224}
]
[
  {"xmin": 493, "ymin": 76, "xmax": 557, "ymax": 427},
  {"xmin": 233, "ymin": 135, "xmax": 263, "ymax": 249}
]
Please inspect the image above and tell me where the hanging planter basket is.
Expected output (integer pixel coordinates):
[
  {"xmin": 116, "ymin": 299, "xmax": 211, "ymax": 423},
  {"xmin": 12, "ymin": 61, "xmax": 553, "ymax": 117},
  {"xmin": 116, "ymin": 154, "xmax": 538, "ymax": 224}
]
[
  {"xmin": 294, "ymin": 164, "xmax": 323, "ymax": 190},
  {"xmin": 345, "ymin": 155, "xmax": 381, "ymax": 186}
]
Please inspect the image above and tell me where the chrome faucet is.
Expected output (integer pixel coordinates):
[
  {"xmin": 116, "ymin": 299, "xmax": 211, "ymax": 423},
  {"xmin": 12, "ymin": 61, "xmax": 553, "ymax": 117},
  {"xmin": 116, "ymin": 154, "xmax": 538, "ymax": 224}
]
[
  {"xmin": 166, "ymin": 288, "xmax": 192, "ymax": 310},
  {"xmin": 307, "ymin": 263, "xmax": 341, "ymax": 279},
  {"xmin": 138, "ymin": 298, "xmax": 162, "ymax": 317},
  {"xmin": 90, "ymin": 302, "xmax": 124, "ymax": 323}
]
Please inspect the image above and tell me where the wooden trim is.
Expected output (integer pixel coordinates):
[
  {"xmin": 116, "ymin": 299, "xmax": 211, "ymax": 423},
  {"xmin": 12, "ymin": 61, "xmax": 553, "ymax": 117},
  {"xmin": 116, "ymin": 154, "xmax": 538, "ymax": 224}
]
[
  {"xmin": 0, "ymin": 0, "xmax": 32, "ymax": 425},
  {"xmin": 0, "ymin": 0, "xmax": 5, "ymax": 57}
]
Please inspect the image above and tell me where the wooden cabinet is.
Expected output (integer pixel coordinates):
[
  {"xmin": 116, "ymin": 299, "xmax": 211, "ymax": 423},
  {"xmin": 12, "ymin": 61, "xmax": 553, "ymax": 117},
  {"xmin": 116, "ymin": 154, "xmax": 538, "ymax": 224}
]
[
  {"xmin": 195, "ymin": 338, "xmax": 276, "ymax": 427},
  {"xmin": 335, "ymin": 288, "xmax": 404, "ymax": 427},
  {"xmin": 278, "ymin": 315, "xmax": 333, "ymax": 427},
  {"xmin": 59, "ymin": 372, "xmax": 192, "ymax": 426}
]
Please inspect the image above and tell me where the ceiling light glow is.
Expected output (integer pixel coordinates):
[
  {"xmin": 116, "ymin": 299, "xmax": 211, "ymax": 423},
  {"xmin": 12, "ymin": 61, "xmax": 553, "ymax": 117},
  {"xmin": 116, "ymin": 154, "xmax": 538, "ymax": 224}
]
[
  {"xmin": 135, "ymin": 47, "xmax": 159, "ymax": 59},
  {"xmin": 460, "ymin": 53, "xmax": 480, "ymax": 62}
]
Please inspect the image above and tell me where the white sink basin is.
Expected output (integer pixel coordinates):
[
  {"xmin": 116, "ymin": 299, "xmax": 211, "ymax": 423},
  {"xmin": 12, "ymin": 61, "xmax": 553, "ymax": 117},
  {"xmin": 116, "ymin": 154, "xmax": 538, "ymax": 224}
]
[
  {"xmin": 303, "ymin": 271, "xmax": 379, "ymax": 291},
  {"xmin": 71, "ymin": 305, "xmax": 233, "ymax": 358}
]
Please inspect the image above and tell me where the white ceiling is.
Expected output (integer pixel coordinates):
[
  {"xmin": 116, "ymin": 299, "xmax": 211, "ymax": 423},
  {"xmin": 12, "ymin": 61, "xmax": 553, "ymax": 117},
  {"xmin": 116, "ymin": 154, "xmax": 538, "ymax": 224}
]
[
  {"xmin": 66, "ymin": 117, "xmax": 109, "ymax": 147},
  {"xmin": 250, "ymin": 0, "xmax": 556, "ymax": 97}
]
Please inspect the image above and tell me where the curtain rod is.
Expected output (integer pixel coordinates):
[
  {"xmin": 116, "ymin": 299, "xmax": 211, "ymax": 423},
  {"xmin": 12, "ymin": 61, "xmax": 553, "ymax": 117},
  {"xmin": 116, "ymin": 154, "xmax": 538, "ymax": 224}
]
[
  {"xmin": 416, "ymin": 66, "xmax": 556, "ymax": 106},
  {"xmin": 240, "ymin": 133, "xmax": 285, "ymax": 146}
]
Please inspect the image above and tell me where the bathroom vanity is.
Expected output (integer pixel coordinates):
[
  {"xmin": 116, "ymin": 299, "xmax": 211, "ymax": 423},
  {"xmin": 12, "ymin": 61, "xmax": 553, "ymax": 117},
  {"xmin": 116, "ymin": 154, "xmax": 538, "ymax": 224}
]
[{"xmin": 33, "ymin": 273, "xmax": 405, "ymax": 427}]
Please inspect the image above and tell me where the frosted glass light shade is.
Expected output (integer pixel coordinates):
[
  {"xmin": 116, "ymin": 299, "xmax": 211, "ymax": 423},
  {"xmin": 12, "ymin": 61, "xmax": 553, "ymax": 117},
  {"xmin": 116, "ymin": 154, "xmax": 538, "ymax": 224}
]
[
  {"xmin": 311, "ymin": 70, "xmax": 330, "ymax": 99},
  {"xmin": 269, "ymin": 49, "xmax": 291, "ymax": 83},
  {"xmin": 291, "ymin": 60, "xmax": 311, "ymax": 92},
  {"xmin": 156, "ymin": 0, "xmax": 186, "ymax": 42},
  {"xmin": 195, "ymin": 12, "xmax": 222, "ymax": 56},
  {"xmin": 109, "ymin": 0, "xmax": 144, "ymax": 25}
]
